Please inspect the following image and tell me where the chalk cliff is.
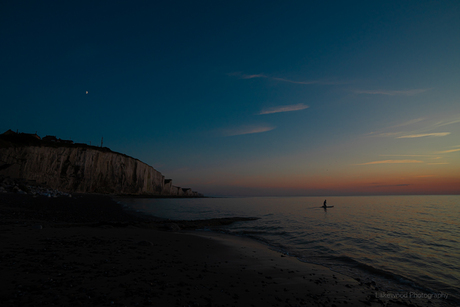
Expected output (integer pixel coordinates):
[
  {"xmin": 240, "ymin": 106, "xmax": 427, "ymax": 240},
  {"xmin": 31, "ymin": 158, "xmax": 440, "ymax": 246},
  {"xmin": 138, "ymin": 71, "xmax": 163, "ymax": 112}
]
[{"xmin": 0, "ymin": 131, "xmax": 202, "ymax": 197}]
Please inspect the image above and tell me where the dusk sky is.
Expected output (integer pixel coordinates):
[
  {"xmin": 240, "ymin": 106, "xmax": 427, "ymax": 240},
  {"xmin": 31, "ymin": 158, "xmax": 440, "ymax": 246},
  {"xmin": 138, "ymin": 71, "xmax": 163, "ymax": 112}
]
[{"xmin": 2, "ymin": 1, "xmax": 459, "ymax": 196}]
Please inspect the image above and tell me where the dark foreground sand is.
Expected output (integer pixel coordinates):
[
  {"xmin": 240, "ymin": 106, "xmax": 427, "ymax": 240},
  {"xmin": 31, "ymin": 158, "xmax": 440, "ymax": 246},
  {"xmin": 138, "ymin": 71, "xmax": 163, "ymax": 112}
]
[{"xmin": 0, "ymin": 194, "xmax": 453, "ymax": 307}]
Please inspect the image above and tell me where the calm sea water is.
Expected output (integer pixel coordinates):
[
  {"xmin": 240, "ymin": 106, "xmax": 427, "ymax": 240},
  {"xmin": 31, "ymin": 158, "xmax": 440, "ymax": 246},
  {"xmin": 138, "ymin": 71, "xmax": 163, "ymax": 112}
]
[{"xmin": 117, "ymin": 195, "xmax": 460, "ymax": 303}]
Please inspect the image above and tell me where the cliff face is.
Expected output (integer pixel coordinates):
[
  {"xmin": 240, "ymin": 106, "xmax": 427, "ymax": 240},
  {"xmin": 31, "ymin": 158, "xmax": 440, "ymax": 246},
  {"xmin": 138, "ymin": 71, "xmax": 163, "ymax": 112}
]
[{"xmin": 0, "ymin": 134, "xmax": 201, "ymax": 196}]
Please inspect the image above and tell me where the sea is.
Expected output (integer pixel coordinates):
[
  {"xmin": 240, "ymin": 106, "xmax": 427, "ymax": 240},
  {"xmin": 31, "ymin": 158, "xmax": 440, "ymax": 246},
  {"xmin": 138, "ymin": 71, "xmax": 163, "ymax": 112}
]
[{"xmin": 117, "ymin": 195, "xmax": 460, "ymax": 305}]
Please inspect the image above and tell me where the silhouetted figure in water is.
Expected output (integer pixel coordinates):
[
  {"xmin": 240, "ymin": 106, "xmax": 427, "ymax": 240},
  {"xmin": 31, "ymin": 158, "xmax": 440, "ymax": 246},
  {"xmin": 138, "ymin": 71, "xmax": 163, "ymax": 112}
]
[{"xmin": 323, "ymin": 199, "xmax": 328, "ymax": 212}]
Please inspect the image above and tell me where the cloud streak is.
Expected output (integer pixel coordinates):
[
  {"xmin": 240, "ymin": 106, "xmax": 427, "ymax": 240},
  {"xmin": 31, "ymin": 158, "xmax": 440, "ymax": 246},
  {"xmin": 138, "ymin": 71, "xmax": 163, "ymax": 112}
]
[
  {"xmin": 352, "ymin": 89, "xmax": 430, "ymax": 96},
  {"xmin": 270, "ymin": 76, "xmax": 343, "ymax": 85},
  {"xmin": 389, "ymin": 118, "xmax": 426, "ymax": 128},
  {"xmin": 430, "ymin": 117, "xmax": 460, "ymax": 129},
  {"xmin": 367, "ymin": 118, "xmax": 427, "ymax": 137},
  {"xmin": 238, "ymin": 73, "xmax": 266, "ymax": 79},
  {"xmin": 358, "ymin": 160, "xmax": 423, "ymax": 165},
  {"xmin": 379, "ymin": 154, "xmax": 433, "ymax": 157},
  {"xmin": 368, "ymin": 116, "xmax": 458, "ymax": 139},
  {"xmin": 259, "ymin": 103, "xmax": 309, "ymax": 115},
  {"xmin": 397, "ymin": 132, "xmax": 450, "ymax": 138},
  {"xmin": 229, "ymin": 72, "xmax": 345, "ymax": 85},
  {"xmin": 437, "ymin": 148, "xmax": 460, "ymax": 154},
  {"xmin": 223, "ymin": 125, "xmax": 275, "ymax": 136},
  {"xmin": 371, "ymin": 184, "xmax": 410, "ymax": 188}
]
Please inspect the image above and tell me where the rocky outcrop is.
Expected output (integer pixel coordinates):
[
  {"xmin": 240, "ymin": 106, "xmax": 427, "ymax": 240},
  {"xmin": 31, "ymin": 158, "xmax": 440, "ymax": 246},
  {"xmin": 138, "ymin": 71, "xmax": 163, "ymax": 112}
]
[
  {"xmin": 0, "ymin": 176, "xmax": 72, "ymax": 197},
  {"xmin": 0, "ymin": 131, "xmax": 202, "ymax": 197}
]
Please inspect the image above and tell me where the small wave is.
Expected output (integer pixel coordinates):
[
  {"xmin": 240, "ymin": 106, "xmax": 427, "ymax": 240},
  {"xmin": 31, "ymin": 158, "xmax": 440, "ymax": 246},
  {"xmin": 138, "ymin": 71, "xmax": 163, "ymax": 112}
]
[
  {"xmin": 228, "ymin": 229, "xmax": 291, "ymax": 238},
  {"xmin": 317, "ymin": 255, "xmax": 453, "ymax": 298},
  {"xmin": 330, "ymin": 255, "xmax": 411, "ymax": 281},
  {"xmin": 243, "ymin": 225, "xmax": 283, "ymax": 231},
  {"xmin": 215, "ymin": 229, "xmax": 279, "ymax": 247}
]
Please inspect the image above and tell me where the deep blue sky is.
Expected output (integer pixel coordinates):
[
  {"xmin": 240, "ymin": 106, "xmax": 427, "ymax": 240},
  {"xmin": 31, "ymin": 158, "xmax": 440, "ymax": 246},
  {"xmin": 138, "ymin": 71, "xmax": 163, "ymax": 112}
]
[{"xmin": 2, "ymin": 1, "xmax": 460, "ymax": 196}]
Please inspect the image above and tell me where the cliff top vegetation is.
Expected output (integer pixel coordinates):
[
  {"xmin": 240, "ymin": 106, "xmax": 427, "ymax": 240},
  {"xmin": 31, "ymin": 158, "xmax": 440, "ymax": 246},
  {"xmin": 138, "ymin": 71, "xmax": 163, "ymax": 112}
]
[{"xmin": 0, "ymin": 130, "xmax": 135, "ymax": 160}]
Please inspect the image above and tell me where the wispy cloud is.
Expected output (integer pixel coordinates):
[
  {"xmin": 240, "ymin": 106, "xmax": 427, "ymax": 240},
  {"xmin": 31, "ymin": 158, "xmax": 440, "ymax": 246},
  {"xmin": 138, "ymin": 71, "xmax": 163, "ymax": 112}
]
[
  {"xmin": 437, "ymin": 148, "xmax": 460, "ymax": 154},
  {"xmin": 379, "ymin": 154, "xmax": 434, "ymax": 157},
  {"xmin": 223, "ymin": 125, "xmax": 275, "ymax": 136},
  {"xmin": 368, "ymin": 115, "xmax": 459, "ymax": 139},
  {"xmin": 430, "ymin": 117, "xmax": 460, "ymax": 129},
  {"xmin": 259, "ymin": 103, "xmax": 309, "ymax": 115},
  {"xmin": 389, "ymin": 118, "xmax": 426, "ymax": 128},
  {"xmin": 358, "ymin": 160, "xmax": 423, "ymax": 165},
  {"xmin": 237, "ymin": 73, "xmax": 267, "ymax": 79},
  {"xmin": 370, "ymin": 132, "xmax": 404, "ymax": 137},
  {"xmin": 367, "ymin": 118, "xmax": 427, "ymax": 137},
  {"xmin": 397, "ymin": 132, "xmax": 450, "ymax": 138},
  {"xmin": 229, "ymin": 72, "xmax": 345, "ymax": 85},
  {"xmin": 270, "ymin": 76, "xmax": 344, "ymax": 85},
  {"xmin": 371, "ymin": 184, "xmax": 411, "ymax": 188},
  {"xmin": 352, "ymin": 88, "xmax": 430, "ymax": 96},
  {"xmin": 365, "ymin": 144, "xmax": 457, "ymax": 166}
]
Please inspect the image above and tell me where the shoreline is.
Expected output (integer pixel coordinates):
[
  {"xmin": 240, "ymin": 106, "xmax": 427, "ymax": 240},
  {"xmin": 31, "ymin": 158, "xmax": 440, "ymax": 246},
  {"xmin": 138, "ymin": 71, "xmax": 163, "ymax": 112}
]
[
  {"xmin": 115, "ymin": 194, "xmax": 208, "ymax": 199},
  {"xmin": 0, "ymin": 193, "xmax": 454, "ymax": 306}
]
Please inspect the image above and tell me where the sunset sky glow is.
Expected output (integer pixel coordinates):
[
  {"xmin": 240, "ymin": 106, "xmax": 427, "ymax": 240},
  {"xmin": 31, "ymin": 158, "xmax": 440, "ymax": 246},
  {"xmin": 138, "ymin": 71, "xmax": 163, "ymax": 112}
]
[{"xmin": 1, "ymin": 1, "xmax": 459, "ymax": 196}]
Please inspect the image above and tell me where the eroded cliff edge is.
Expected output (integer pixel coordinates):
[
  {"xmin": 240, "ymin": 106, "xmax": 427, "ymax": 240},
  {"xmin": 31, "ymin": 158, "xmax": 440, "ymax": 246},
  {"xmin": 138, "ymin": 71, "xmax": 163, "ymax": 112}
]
[{"xmin": 0, "ymin": 131, "xmax": 202, "ymax": 197}]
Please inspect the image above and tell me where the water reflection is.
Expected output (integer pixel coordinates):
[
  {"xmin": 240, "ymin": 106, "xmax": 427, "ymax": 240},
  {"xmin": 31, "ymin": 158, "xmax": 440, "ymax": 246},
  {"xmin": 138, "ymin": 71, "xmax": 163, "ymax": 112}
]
[{"xmin": 117, "ymin": 195, "xmax": 460, "ymax": 300}]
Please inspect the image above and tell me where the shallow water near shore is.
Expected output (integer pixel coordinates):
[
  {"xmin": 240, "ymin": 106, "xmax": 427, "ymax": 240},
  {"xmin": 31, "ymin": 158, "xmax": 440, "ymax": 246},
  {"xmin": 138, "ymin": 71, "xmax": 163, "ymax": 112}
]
[{"xmin": 117, "ymin": 195, "xmax": 460, "ymax": 303}]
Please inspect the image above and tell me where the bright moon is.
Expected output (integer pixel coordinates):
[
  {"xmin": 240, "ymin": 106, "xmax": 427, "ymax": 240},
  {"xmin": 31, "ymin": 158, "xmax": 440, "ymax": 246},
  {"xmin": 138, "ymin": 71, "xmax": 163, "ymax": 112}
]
[{"xmin": 86, "ymin": 91, "xmax": 88, "ymax": 94}]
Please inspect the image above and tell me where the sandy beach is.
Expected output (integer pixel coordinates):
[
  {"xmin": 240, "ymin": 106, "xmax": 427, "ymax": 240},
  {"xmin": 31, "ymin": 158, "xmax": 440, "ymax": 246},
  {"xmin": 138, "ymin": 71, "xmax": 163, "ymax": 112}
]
[{"xmin": 0, "ymin": 194, "xmax": 451, "ymax": 307}]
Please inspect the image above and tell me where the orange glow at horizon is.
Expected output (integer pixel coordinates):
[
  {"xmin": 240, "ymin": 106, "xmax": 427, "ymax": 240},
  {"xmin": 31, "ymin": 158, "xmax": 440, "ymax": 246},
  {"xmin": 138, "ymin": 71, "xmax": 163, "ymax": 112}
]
[{"xmin": 220, "ymin": 172, "xmax": 460, "ymax": 195}]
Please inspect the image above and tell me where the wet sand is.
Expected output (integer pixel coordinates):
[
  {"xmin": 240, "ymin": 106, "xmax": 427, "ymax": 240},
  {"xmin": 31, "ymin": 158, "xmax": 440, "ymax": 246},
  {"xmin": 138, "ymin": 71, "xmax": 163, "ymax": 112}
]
[{"xmin": 0, "ymin": 194, "xmax": 451, "ymax": 306}]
